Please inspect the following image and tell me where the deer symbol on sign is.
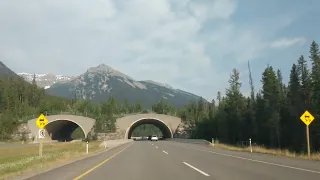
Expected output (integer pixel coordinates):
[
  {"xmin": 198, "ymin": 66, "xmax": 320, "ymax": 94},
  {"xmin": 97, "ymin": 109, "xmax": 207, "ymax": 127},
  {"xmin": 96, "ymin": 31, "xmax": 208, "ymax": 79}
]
[
  {"xmin": 305, "ymin": 115, "xmax": 310, "ymax": 122},
  {"xmin": 39, "ymin": 118, "xmax": 45, "ymax": 126}
]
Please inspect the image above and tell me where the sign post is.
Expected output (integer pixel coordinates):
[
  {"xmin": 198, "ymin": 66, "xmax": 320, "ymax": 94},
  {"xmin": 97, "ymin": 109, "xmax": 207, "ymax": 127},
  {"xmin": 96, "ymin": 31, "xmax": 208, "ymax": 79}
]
[
  {"xmin": 35, "ymin": 114, "xmax": 48, "ymax": 157},
  {"xmin": 249, "ymin": 138, "xmax": 252, "ymax": 153},
  {"xmin": 300, "ymin": 110, "xmax": 315, "ymax": 158}
]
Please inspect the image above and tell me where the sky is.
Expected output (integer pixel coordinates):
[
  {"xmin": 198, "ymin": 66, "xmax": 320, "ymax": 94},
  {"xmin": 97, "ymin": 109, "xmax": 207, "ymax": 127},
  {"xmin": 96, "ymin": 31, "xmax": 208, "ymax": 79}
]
[{"xmin": 0, "ymin": 0, "xmax": 319, "ymax": 101}]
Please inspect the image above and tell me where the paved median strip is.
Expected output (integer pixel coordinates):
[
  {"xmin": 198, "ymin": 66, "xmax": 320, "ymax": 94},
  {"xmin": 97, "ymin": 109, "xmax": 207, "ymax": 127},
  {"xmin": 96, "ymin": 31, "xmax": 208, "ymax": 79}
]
[
  {"xmin": 183, "ymin": 162, "xmax": 210, "ymax": 177},
  {"xmin": 162, "ymin": 150, "xmax": 168, "ymax": 154}
]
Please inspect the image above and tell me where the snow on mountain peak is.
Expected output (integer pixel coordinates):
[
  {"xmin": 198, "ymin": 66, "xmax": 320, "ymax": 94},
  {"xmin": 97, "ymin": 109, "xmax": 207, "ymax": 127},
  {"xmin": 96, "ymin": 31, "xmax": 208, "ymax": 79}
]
[
  {"xmin": 18, "ymin": 73, "xmax": 74, "ymax": 88},
  {"xmin": 144, "ymin": 80, "xmax": 173, "ymax": 89}
]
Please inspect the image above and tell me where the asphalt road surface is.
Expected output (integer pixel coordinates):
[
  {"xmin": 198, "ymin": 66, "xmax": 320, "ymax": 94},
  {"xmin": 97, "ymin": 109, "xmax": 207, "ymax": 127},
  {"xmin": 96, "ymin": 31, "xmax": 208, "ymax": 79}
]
[{"xmin": 24, "ymin": 141, "xmax": 320, "ymax": 180}]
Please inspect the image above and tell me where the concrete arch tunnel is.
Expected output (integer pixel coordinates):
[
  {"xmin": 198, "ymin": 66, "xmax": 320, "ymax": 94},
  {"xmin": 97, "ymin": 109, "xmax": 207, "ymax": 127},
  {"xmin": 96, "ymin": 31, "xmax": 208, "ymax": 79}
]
[
  {"xmin": 116, "ymin": 114, "xmax": 182, "ymax": 139},
  {"xmin": 27, "ymin": 115, "xmax": 96, "ymax": 142}
]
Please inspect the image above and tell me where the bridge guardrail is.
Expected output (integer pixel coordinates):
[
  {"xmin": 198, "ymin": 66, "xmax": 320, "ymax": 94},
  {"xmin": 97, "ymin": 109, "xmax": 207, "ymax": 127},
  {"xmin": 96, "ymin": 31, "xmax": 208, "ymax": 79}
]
[{"xmin": 169, "ymin": 138, "xmax": 211, "ymax": 145}]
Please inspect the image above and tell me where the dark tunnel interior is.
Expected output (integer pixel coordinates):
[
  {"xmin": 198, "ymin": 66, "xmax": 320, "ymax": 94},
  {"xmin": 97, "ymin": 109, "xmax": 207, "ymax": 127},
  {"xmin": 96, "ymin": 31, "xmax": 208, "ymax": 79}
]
[
  {"xmin": 45, "ymin": 120, "xmax": 84, "ymax": 142},
  {"xmin": 127, "ymin": 119, "xmax": 172, "ymax": 139}
]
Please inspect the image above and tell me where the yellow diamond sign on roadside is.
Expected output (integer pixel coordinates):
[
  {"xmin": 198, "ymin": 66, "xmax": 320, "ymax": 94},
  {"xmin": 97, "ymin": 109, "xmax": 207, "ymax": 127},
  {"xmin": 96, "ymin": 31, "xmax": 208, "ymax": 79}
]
[
  {"xmin": 36, "ymin": 114, "xmax": 48, "ymax": 129},
  {"xmin": 300, "ymin": 110, "xmax": 315, "ymax": 126}
]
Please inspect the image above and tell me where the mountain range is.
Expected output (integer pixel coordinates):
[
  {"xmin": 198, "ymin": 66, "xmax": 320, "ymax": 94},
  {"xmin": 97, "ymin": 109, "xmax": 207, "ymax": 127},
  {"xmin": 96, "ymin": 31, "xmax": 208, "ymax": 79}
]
[
  {"xmin": 0, "ymin": 61, "xmax": 19, "ymax": 77},
  {"xmin": 18, "ymin": 73, "xmax": 74, "ymax": 89},
  {"xmin": 15, "ymin": 63, "xmax": 202, "ymax": 108}
]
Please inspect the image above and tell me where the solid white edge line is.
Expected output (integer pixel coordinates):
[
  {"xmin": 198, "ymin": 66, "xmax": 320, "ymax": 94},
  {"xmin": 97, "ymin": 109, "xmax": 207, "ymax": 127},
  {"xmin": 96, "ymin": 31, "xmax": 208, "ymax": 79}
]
[
  {"xmin": 170, "ymin": 143, "xmax": 320, "ymax": 174},
  {"xmin": 183, "ymin": 162, "xmax": 210, "ymax": 176},
  {"xmin": 162, "ymin": 150, "xmax": 168, "ymax": 154}
]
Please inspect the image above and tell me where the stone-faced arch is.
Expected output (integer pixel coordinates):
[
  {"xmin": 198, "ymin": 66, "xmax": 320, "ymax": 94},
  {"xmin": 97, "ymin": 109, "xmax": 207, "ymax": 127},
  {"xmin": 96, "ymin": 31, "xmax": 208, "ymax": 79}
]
[
  {"xmin": 116, "ymin": 113, "xmax": 182, "ymax": 139},
  {"xmin": 125, "ymin": 118, "xmax": 173, "ymax": 139},
  {"xmin": 27, "ymin": 115, "xmax": 96, "ymax": 141}
]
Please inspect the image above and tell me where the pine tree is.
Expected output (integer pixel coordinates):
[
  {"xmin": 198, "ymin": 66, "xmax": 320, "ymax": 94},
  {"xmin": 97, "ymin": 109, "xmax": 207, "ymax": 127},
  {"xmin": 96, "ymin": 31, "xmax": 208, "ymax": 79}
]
[
  {"xmin": 248, "ymin": 60, "xmax": 255, "ymax": 101},
  {"xmin": 135, "ymin": 101, "xmax": 142, "ymax": 112},
  {"xmin": 309, "ymin": 41, "xmax": 320, "ymax": 150},
  {"xmin": 297, "ymin": 55, "xmax": 311, "ymax": 109},
  {"xmin": 310, "ymin": 41, "xmax": 320, "ymax": 111},
  {"xmin": 217, "ymin": 91, "xmax": 221, "ymax": 105},
  {"xmin": 224, "ymin": 68, "xmax": 244, "ymax": 143},
  {"xmin": 29, "ymin": 74, "xmax": 39, "ymax": 107},
  {"xmin": 286, "ymin": 64, "xmax": 305, "ymax": 150},
  {"xmin": 261, "ymin": 66, "xmax": 280, "ymax": 148},
  {"xmin": 246, "ymin": 60, "xmax": 256, "ymax": 140}
]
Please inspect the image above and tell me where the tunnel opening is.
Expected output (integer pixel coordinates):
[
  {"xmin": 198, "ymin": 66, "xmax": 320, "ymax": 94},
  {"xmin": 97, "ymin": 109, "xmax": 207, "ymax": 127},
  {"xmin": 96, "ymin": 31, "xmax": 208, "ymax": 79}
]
[
  {"xmin": 45, "ymin": 120, "xmax": 85, "ymax": 142},
  {"xmin": 132, "ymin": 124, "xmax": 163, "ymax": 137},
  {"xmin": 127, "ymin": 119, "xmax": 172, "ymax": 139}
]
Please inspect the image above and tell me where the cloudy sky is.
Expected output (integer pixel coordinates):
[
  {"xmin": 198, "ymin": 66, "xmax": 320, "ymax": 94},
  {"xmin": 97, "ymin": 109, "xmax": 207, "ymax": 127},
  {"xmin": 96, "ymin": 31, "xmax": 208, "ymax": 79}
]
[{"xmin": 0, "ymin": 0, "xmax": 319, "ymax": 101}]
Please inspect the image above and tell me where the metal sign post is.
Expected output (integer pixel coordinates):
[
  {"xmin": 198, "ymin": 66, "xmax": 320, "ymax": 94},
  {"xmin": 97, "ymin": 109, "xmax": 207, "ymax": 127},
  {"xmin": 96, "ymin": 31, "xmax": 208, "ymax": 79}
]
[
  {"xmin": 300, "ymin": 110, "xmax": 315, "ymax": 158},
  {"xmin": 306, "ymin": 125, "xmax": 310, "ymax": 157},
  {"xmin": 39, "ymin": 140, "xmax": 43, "ymax": 156}
]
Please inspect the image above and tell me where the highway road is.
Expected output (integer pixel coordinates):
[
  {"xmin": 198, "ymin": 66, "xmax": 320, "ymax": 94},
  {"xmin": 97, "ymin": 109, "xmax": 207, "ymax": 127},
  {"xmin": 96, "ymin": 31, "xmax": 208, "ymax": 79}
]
[{"xmin": 23, "ymin": 140, "xmax": 320, "ymax": 180}]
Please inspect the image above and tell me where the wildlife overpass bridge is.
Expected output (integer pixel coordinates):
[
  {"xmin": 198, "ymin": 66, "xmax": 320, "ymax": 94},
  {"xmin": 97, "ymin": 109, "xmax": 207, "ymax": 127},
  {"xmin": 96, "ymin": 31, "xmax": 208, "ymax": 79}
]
[
  {"xmin": 27, "ymin": 113, "xmax": 182, "ymax": 141},
  {"xmin": 27, "ymin": 115, "xmax": 96, "ymax": 142},
  {"xmin": 116, "ymin": 113, "xmax": 182, "ymax": 139}
]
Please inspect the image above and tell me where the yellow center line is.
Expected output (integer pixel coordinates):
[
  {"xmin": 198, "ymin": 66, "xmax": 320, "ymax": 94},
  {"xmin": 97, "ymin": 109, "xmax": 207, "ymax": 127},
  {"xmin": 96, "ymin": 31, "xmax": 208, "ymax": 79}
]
[{"xmin": 73, "ymin": 142, "xmax": 134, "ymax": 180}]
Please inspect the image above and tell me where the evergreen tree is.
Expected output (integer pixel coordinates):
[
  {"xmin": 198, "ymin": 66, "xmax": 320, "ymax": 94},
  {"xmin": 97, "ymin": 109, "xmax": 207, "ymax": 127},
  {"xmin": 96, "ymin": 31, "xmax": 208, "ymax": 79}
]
[{"xmin": 309, "ymin": 41, "xmax": 320, "ymax": 150}]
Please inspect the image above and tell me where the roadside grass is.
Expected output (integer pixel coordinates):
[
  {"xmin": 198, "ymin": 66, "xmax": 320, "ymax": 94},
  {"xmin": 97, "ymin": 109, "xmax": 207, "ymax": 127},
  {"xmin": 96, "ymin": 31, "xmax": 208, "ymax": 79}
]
[
  {"xmin": 1, "ymin": 140, "xmax": 25, "ymax": 144},
  {"xmin": 0, "ymin": 141, "xmax": 104, "ymax": 180},
  {"xmin": 210, "ymin": 142, "xmax": 320, "ymax": 161}
]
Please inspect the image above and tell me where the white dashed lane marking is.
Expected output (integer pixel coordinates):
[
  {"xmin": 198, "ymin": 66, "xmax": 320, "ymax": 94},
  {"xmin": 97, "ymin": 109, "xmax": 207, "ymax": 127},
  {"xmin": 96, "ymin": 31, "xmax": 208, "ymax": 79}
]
[
  {"xmin": 183, "ymin": 162, "xmax": 210, "ymax": 177},
  {"xmin": 162, "ymin": 150, "xmax": 168, "ymax": 154}
]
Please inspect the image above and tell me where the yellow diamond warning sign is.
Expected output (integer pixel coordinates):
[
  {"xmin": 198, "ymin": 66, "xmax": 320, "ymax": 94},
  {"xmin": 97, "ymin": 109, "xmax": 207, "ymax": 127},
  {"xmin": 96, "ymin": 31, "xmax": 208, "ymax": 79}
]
[
  {"xmin": 36, "ymin": 114, "xmax": 48, "ymax": 129},
  {"xmin": 300, "ymin": 111, "xmax": 315, "ymax": 126}
]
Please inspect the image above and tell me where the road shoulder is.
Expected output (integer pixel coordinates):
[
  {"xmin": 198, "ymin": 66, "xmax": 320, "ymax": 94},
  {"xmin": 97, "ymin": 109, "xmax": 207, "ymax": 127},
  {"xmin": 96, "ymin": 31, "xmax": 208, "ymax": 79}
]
[{"xmin": 8, "ymin": 142, "xmax": 132, "ymax": 180}]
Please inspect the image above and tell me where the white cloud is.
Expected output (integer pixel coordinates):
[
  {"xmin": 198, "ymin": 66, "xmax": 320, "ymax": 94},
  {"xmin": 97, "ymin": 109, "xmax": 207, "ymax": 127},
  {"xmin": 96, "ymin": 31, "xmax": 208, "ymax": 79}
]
[
  {"xmin": 0, "ymin": 0, "xmax": 298, "ymax": 100},
  {"xmin": 270, "ymin": 37, "xmax": 307, "ymax": 48}
]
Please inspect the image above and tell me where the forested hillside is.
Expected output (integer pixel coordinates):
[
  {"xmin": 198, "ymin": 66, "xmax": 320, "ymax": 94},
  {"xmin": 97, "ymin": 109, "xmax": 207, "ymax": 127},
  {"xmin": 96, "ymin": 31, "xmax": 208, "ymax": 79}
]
[
  {"xmin": 178, "ymin": 41, "xmax": 320, "ymax": 152},
  {"xmin": 0, "ymin": 74, "xmax": 73, "ymax": 140},
  {"xmin": 0, "ymin": 72, "xmax": 162, "ymax": 140}
]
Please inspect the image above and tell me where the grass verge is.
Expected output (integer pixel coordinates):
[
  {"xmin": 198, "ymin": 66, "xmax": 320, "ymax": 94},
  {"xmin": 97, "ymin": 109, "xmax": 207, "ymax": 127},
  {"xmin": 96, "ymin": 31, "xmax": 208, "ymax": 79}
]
[
  {"xmin": 0, "ymin": 141, "xmax": 104, "ymax": 180},
  {"xmin": 210, "ymin": 143, "xmax": 320, "ymax": 161}
]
